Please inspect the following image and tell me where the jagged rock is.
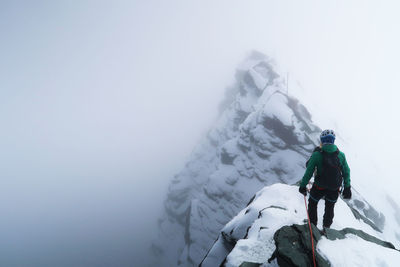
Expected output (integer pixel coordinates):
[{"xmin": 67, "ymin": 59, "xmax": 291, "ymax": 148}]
[
  {"xmin": 344, "ymin": 189, "xmax": 385, "ymax": 233},
  {"xmin": 151, "ymin": 52, "xmax": 322, "ymax": 266},
  {"xmin": 239, "ymin": 262, "xmax": 261, "ymax": 267},
  {"xmin": 270, "ymin": 224, "xmax": 329, "ymax": 267},
  {"xmin": 201, "ymin": 184, "xmax": 397, "ymax": 267},
  {"xmin": 271, "ymin": 224, "xmax": 398, "ymax": 267},
  {"xmin": 151, "ymin": 51, "xmax": 400, "ymax": 266}
]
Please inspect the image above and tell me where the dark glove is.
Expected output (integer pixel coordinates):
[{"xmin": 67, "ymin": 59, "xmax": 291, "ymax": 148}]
[
  {"xmin": 342, "ymin": 186, "xmax": 352, "ymax": 199},
  {"xmin": 299, "ymin": 186, "xmax": 307, "ymax": 196}
]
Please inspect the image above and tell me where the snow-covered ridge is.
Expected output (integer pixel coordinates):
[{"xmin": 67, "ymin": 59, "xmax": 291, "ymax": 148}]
[
  {"xmin": 200, "ymin": 184, "xmax": 399, "ymax": 266},
  {"xmin": 151, "ymin": 51, "xmax": 323, "ymax": 266},
  {"xmin": 150, "ymin": 51, "xmax": 400, "ymax": 266}
]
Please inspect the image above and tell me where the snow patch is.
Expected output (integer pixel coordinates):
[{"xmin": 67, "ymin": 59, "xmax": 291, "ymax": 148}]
[{"xmin": 318, "ymin": 234, "xmax": 400, "ymax": 266}]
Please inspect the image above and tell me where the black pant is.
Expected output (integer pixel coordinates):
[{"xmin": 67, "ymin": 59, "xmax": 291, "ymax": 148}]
[{"xmin": 308, "ymin": 185, "xmax": 339, "ymax": 228}]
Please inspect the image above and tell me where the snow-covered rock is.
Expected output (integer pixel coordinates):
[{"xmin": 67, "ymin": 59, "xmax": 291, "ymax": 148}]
[
  {"xmin": 151, "ymin": 51, "xmax": 400, "ymax": 266},
  {"xmin": 151, "ymin": 52, "xmax": 322, "ymax": 266},
  {"xmin": 201, "ymin": 183, "xmax": 399, "ymax": 266}
]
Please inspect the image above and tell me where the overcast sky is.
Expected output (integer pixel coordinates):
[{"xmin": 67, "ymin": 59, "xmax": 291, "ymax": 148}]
[{"xmin": 1, "ymin": 0, "xmax": 400, "ymax": 266}]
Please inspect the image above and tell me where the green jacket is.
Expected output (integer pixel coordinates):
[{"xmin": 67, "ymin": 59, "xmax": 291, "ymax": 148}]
[{"xmin": 300, "ymin": 144, "xmax": 350, "ymax": 188}]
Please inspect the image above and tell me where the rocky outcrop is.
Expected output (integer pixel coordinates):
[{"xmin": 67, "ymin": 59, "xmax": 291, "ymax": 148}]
[
  {"xmin": 269, "ymin": 224, "xmax": 397, "ymax": 267},
  {"xmin": 151, "ymin": 52, "xmax": 322, "ymax": 266},
  {"xmin": 151, "ymin": 51, "xmax": 400, "ymax": 266},
  {"xmin": 200, "ymin": 184, "xmax": 396, "ymax": 266},
  {"xmin": 269, "ymin": 224, "xmax": 329, "ymax": 267},
  {"xmin": 344, "ymin": 189, "xmax": 385, "ymax": 233}
]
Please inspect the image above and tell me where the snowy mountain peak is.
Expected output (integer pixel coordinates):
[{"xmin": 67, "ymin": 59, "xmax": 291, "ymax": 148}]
[
  {"xmin": 151, "ymin": 52, "xmax": 324, "ymax": 266},
  {"xmin": 218, "ymin": 51, "xmax": 281, "ymax": 117},
  {"xmin": 151, "ymin": 51, "xmax": 400, "ymax": 267}
]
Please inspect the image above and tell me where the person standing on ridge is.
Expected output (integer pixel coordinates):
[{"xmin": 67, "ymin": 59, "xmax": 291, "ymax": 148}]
[{"xmin": 299, "ymin": 129, "xmax": 351, "ymax": 230}]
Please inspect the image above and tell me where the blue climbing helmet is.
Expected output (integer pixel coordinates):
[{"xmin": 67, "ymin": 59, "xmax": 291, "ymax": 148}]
[{"xmin": 320, "ymin": 129, "xmax": 336, "ymax": 144}]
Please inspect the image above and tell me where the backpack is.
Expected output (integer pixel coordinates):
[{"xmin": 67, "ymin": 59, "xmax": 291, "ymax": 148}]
[
  {"xmin": 316, "ymin": 149, "xmax": 343, "ymax": 190},
  {"xmin": 306, "ymin": 147, "xmax": 322, "ymax": 167}
]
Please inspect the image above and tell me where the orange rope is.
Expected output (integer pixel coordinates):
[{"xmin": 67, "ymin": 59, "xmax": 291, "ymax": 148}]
[{"xmin": 304, "ymin": 195, "xmax": 317, "ymax": 267}]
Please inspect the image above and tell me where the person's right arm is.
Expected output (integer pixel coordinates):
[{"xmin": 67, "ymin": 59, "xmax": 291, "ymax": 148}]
[{"xmin": 300, "ymin": 152, "xmax": 318, "ymax": 188}]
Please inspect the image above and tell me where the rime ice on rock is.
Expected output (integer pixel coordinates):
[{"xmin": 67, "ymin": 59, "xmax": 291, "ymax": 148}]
[
  {"xmin": 201, "ymin": 184, "xmax": 397, "ymax": 266},
  {"xmin": 150, "ymin": 51, "xmax": 400, "ymax": 267},
  {"xmin": 150, "ymin": 51, "xmax": 322, "ymax": 266}
]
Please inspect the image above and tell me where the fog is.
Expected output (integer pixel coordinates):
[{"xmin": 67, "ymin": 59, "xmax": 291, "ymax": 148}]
[{"xmin": 1, "ymin": 0, "xmax": 400, "ymax": 266}]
